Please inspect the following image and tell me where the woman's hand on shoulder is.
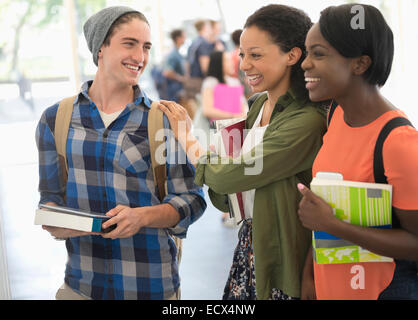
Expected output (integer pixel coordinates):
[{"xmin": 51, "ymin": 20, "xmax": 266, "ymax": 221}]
[
  {"xmin": 159, "ymin": 100, "xmax": 193, "ymax": 141},
  {"xmin": 159, "ymin": 100, "xmax": 205, "ymax": 166}
]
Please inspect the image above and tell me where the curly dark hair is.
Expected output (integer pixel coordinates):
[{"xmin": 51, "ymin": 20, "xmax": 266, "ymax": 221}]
[{"xmin": 244, "ymin": 4, "xmax": 312, "ymax": 93}]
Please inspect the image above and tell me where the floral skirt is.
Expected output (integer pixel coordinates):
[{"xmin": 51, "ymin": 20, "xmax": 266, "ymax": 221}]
[{"xmin": 222, "ymin": 219, "xmax": 296, "ymax": 300}]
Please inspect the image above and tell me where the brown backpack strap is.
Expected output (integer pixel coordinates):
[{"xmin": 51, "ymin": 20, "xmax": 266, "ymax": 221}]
[
  {"xmin": 148, "ymin": 101, "xmax": 168, "ymax": 201},
  {"xmin": 148, "ymin": 101, "xmax": 182, "ymax": 269},
  {"xmin": 55, "ymin": 97, "xmax": 169, "ymax": 202},
  {"xmin": 55, "ymin": 95, "xmax": 77, "ymax": 184}
]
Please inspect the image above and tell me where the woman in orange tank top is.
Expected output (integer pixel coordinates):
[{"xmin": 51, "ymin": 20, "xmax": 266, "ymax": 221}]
[{"xmin": 297, "ymin": 4, "xmax": 418, "ymax": 300}]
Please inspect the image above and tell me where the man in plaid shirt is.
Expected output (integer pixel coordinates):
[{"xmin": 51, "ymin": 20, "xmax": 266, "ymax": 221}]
[{"xmin": 35, "ymin": 6, "xmax": 206, "ymax": 300}]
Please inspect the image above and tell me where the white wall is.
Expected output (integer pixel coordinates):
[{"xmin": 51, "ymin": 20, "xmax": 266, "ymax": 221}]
[{"xmin": 0, "ymin": 208, "xmax": 11, "ymax": 300}]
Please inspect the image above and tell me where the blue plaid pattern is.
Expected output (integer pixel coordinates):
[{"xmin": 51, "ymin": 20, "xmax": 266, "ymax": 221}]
[{"xmin": 36, "ymin": 81, "xmax": 206, "ymax": 299}]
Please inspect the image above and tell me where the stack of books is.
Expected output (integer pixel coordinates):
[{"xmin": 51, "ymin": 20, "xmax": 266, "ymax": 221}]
[{"xmin": 311, "ymin": 172, "xmax": 393, "ymax": 264}]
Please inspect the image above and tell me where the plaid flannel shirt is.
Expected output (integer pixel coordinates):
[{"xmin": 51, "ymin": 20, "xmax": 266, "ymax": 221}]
[{"xmin": 35, "ymin": 81, "xmax": 206, "ymax": 299}]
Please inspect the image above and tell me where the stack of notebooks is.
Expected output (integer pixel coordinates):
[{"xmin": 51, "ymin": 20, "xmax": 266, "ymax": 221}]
[{"xmin": 311, "ymin": 172, "xmax": 393, "ymax": 264}]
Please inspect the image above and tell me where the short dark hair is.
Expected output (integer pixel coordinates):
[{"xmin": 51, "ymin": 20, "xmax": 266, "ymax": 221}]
[
  {"xmin": 170, "ymin": 29, "xmax": 184, "ymax": 42},
  {"xmin": 231, "ymin": 29, "xmax": 242, "ymax": 47},
  {"xmin": 207, "ymin": 51, "xmax": 225, "ymax": 84},
  {"xmin": 103, "ymin": 11, "xmax": 149, "ymax": 46},
  {"xmin": 319, "ymin": 4, "xmax": 394, "ymax": 86},
  {"xmin": 194, "ymin": 19, "xmax": 208, "ymax": 32},
  {"xmin": 244, "ymin": 4, "xmax": 312, "ymax": 92}
]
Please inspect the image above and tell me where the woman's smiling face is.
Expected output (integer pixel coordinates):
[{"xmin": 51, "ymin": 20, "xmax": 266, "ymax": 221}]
[
  {"xmin": 302, "ymin": 23, "xmax": 354, "ymax": 102},
  {"xmin": 239, "ymin": 25, "xmax": 292, "ymax": 98}
]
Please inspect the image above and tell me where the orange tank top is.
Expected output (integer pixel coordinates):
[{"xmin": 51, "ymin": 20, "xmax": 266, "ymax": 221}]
[{"xmin": 312, "ymin": 106, "xmax": 418, "ymax": 299}]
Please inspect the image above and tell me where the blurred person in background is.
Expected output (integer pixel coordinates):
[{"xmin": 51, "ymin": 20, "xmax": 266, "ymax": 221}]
[
  {"xmin": 230, "ymin": 29, "xmax": 251, "ymax": 99},
  {"xmin": 209, "ymin": 19, "xmax": 226, "ymax": 52},
  {"xmin": 162, "ymin": 29, "xmax": 196, "ymax": 119},
  {"xmin": 230, "ymin": 29, "xmax": 242, "ymax": 79},
  {"xmin": 184, "ymin": 19, "xmax": 214, "ymax": 101},
  {"xmin": 162, "ymin": 28, "xmax": 186, "ymax": 101},
  {"xmin": 199, "ymin": 50, "xmax": 248, "ymax": 228},
  {"xmin": 201, "ymin": 50, "xmax": 247, "ymax": 123},
  {"xmin": 16, "ymin": 71, "xmax": 34, "ymax": 112}
]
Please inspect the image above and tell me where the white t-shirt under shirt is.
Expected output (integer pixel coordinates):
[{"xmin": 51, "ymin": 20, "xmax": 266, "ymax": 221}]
[
  {"xmin": 241, "ymin": 102, "xmax": 268, "ymax": 219},
  {"xmin": 98, "ymin": 109, "xmax": 123, "ymax": 128}
]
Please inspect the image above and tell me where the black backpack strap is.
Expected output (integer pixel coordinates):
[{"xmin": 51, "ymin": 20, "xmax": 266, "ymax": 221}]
[
  {"xmin": 373, "ymin": 117, "xmax": 414, "ymax": 184},
  {"xmin": 327, "ymin": 100, "xmax": 339, "ymax": 127},
  {"xmin": 247, "ymin": 92, "xmax": 263, "ymax": 110},
  {"xmin": 373, "ymin": 117, "xmax": 414, "ymax": 229}
]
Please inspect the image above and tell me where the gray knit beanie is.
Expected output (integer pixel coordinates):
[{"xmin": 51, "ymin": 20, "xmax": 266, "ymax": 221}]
[{"xmin": 83, "ymin": 6, "xmax": 140, "ymax": 66}]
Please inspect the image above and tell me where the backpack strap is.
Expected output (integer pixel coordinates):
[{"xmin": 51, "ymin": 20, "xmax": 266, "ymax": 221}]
[
  {"xmin": 374, "ymin": 117, "xmax": 414, "ymax": 184},
  {"xmin": 373, "ymin": 116, "xmax": 414, "ymax": 229},
  {"xmin": 148, "ymin": 101, "xmax": 168, "ymax": 201},
  {"xmin": 327, "ymin": 100, "xmax": 339, "ymax": 127},
  {"xmin": 55, "ymin": 97, "xmax": 170, "ymax": 203},
  {"xmin": 326, "ymin": 104, "xmax": 414, "ymax": 183},
  {"xmin": 148, "ymin": 101, "xmax": 183, "ymax": 272},
  {"xmin": 55, "ymin": 95, "xmax": 78, "ymax": 185},
  {"xmin": 247, "ymin": 92, "xmax": 263, "ymax": 110}
]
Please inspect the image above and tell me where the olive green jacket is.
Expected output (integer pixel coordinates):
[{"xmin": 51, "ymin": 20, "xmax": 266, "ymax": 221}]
[{"xmin": 194, "ymin": 88, "xmax": 327, "ymax": 299}]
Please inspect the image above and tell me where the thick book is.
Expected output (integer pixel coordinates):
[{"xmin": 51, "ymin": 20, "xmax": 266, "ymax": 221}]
[
  {"xmin": 213, "ymin": 83, "xmax": 244, "ymax": 114},
  {"xmin": 311, "ymin": 172, "xmax": 393, "ymax": 264},
  {"xmin": 34, "ymin": 204, "xmax": 114, "ymax": 233},
  {"xmin": 214, "ymin": 118, "xmax": 247, "ymax": 221}
]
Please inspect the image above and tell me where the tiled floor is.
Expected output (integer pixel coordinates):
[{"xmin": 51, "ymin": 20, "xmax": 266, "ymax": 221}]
[{"xmin": 0, "ymin": 95, "xmax": 239, "ymax": 300}]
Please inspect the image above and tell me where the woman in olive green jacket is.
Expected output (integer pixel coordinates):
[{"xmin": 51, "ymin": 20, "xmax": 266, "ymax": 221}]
[{"xmin": 160, "ymin": 4, "xmax": 327, "ymax": 300}]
